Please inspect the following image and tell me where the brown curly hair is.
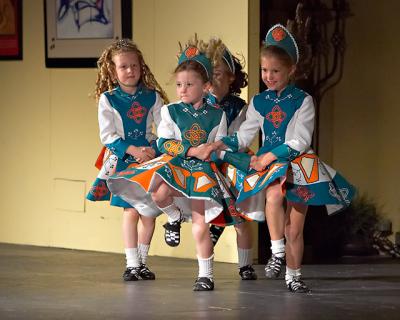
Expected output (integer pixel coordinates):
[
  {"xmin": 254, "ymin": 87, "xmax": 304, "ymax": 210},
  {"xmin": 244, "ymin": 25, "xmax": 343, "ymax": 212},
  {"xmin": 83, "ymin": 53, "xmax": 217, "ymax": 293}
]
[{"xmin": 93, "ymin": 39, "xmax": 169, "ymax": 103}]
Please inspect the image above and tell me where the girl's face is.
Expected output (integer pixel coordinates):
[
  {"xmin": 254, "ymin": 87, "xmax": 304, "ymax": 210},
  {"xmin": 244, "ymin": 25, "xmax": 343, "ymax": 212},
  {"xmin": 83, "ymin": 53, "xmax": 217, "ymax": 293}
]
[
  {"xmin": 211, "ymin": 62, "xmax": 234, "ymax": 100},
  {"xmin": 176, "ymin": 70, "xmax": 209, "ymax": 109},
  {"xmin": 112, "ymin": 51, "xmax": 141, "ymax": 94},
  {"xmin": 260, "ymin": 55, "xmax": 295, "ymax": 95}
]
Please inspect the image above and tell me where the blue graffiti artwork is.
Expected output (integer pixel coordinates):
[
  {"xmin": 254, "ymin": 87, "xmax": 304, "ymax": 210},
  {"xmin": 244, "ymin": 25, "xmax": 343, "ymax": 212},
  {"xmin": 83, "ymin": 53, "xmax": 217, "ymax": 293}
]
[{"xmin": 56, "ymin": 0, "xmax": 114, "ymax": 39}]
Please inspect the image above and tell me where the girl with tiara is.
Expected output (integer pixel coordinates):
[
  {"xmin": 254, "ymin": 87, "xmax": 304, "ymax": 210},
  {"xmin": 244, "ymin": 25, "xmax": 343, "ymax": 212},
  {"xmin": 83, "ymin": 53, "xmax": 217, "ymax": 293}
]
[
  {"xmin": 87, "ymin": 39, "xmax": 168, "ymax": 282},
  {"xmin": 107, "ymin": 37, "xmax": 236, "ymax": 291},
  {"xmin": 211, "ymin": 25, "xmax": 355, "ymax": 293},
  {"xmin": 205, "ymin": 37, "xmax": 257, "ymax": 281}
]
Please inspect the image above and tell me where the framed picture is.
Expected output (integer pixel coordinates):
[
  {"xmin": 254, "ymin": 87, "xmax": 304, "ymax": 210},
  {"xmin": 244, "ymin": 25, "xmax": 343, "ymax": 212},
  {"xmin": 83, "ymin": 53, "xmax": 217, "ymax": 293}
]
[
  {"xmin": 44, "ymin": 0, "xmax": 132, "ymax": 68},
  {"xmin": 0, "ymin": 0, "xmax": 23, "ymax": 60}
]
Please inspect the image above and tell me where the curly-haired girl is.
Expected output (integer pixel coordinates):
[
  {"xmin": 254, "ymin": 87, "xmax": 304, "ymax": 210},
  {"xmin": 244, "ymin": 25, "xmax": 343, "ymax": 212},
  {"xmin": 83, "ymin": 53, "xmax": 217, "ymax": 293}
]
[{"xmin": 87, "ymin": 39, "xmax": 168, "ymax": 282}]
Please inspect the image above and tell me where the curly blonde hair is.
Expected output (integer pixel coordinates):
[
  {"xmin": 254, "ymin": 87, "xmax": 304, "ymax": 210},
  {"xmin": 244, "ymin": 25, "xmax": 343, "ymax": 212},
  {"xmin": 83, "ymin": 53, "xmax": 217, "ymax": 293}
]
[
  {"xmin": 203, "ymin": 37, "xmax": 248, "ymax": 95},
  {"xmin": 94, "ymin": 39, "xmax": 169, "ymax": 103}
]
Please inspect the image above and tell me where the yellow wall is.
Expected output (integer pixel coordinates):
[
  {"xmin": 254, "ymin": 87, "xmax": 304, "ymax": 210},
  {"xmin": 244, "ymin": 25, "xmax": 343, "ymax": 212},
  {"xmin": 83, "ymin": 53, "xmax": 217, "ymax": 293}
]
[
  {"xmin": 0, "ymin": 0, "xmax": 259, "ymax": 263},
  {"xmin": 322, "ymin": 0, "xmax": 400, "ymax": 236}
]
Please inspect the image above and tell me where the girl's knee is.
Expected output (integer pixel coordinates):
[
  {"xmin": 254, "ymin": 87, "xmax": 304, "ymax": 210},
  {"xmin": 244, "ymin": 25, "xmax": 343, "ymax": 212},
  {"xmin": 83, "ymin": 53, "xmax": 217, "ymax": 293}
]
[
  {"xmin": 192, "ymin": 222, "xmax": 209, "ymax": 240},
  {"xmin": 151, "ymin": 186, "xmax": 167, "ymax": 203},
  {"xmin": 124, "ymin": 208, "xmax": 140, "ymax": 221},
  {"xmin": 124, "ymin": 207, "xmax": 139, "ymax": 216},
  {"xmin": 266, "ymin": 186, "xmax": 284, "ymax": 206}
]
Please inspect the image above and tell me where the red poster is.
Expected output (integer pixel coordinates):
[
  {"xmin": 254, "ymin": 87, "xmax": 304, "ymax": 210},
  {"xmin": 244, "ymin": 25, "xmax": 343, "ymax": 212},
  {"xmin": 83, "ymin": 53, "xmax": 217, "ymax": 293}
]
[{"xmin": 0, "ymin": 0, "xmax": 22, "ymax": 60}]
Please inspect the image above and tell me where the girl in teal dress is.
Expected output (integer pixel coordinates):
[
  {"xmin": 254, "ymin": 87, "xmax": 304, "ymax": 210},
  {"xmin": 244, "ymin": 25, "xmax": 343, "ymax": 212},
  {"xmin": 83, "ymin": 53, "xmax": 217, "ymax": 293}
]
[
  {"xmin": 212, "ymin": 25, "xmax": 355, "ymax": 293},
  {"xmin": 87, "ymin": 39, "xmax": 168, "ymax": 282},
  {"xmin": 107, "ymin": 40, "xmax": 237, "ymax": 291}
]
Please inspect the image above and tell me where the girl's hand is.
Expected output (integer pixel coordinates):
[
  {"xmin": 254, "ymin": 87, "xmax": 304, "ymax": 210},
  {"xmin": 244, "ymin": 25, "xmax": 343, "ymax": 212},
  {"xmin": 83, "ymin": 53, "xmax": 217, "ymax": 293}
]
[
  {"xmin": 187, "ymin": 143, "xmax": 215, "ymax": 161},
  {"xmin": 250, "ymin": 152, "xmax": 277, "ymax": 171},
  {"xmin": 211, "ymin": 140, "xmax": 227, "ymax": 151},
  {"xmin": 126, "ymin": 146, "xmax": 155, "ymax": 163},
  {"xmin": 141, "ymin": 147, "xmax": 156, "ymax": 159},
  {"xmin": 250, "ymin": 155, "xmax": 263, "ymax": 171}
]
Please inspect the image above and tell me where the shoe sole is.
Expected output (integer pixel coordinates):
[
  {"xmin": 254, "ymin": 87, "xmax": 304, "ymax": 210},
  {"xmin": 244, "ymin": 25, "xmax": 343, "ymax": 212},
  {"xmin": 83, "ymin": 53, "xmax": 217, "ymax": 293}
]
[
  {"xmin": 139, "ymin": 276, "xmax": 156, "ymax": 280},
  {"xmin": 265, "ymin": 272, "xmax": 282, "ymax": 279},
  {"xmin": 123, "ymin": 277, "xmax": 139, "ymax": 281}
]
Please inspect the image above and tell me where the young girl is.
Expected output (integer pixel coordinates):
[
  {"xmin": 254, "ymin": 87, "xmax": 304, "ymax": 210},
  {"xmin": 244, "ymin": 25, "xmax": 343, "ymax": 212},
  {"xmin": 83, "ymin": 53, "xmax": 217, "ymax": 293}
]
[
  {"xmin": 87, "ymin": 39, "xmax": 168, "ymax": 282},
  {"xmin": 107, "ymin": 40, "xmax": 233, "ymax": 291},
  {"xmin": 205, "ymin": 38, "xmax": 257, "ymax": 280},
  {"xmin": 212, "ymin": 24, "xmax": 355, "ymax": 293}
]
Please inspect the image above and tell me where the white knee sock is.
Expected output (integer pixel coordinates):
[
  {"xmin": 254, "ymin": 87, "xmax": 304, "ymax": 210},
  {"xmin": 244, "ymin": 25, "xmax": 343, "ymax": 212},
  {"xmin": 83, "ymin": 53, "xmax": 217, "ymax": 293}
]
[
  {"xmin": 197, "ymin": 254, "xmax": 214, "ymax": 279},
  {"xmin": 238, "ymin": 248, "xmax": 252, "ymax": 268},
  {"xmin": 125, "ymin": 248, "xmax": 140, "ymax": 268},
  {"xmin": 270, "ymin": 238, "xmax": 285, "ymax": 258},
  {"xmin": 138, "ymin": 243, "xmax": 150, "ymax": 265},
  {"xmin": 160, "ymin": 202, "xmax": 181, "ymax": 223},
  {"xmin": 285, "ymin": 266, "xmax": 301, "ymax": 284}
]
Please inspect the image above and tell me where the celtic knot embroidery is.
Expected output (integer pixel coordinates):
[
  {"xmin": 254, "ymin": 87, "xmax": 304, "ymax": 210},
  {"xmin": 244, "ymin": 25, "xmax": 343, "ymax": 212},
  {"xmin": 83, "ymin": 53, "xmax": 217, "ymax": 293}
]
[
  {"xmin": 127, "ymin": 102, "xmax": 147, "ymax": 124},
  {"xmin": 184, "ymin": 123, "xmax": 206, "ymax": 146},
  {"xmin": 89, "ymin": 181, "xmax": 109, "ymax": 200},
  {"xmin": 294, "ymin": 186, "xmax": 315, "ymax": 202},
  {"xmin": 164, "ymin": 140, "xmax": 184, "ymax": 156},
  {"xmin": 266, "ymin": 105, "xmax": 286, "ymax": 128}
]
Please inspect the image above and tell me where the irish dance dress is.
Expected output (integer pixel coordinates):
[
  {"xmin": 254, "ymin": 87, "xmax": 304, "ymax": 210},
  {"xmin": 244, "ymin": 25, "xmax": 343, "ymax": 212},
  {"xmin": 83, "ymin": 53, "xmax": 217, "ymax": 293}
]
[
  {"xmin": 107, "ymin": 100, "xmax": 241, "ymax": 225},
  {"xmin": 220, "ymin": 84, "xmax": 355, "ymax": 221},
  {"xmin": 86, "ymin": 85, "xmax": 163, "ymax": 210}
]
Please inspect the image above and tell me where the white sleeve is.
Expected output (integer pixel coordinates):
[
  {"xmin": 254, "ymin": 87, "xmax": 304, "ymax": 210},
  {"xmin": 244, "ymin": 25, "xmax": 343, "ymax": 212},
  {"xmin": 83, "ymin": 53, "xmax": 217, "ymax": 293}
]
[
  {"xmin": 285, "ymin": 95, "xmax": 315, "ymax": 153},
  {"xmin": 98, "ymin": 94, "xmax": 124, "ymax": 145},
  {"xmin": 157, "ymin": 105, "xmax": 181, "ymax": 140},
  {"xmin": 146, "ymin": 92, "xmax": 163, "ymax": 143},
  {"xmin": 236, "ymin": 98, "xmax": 263, "ymax": 149},
  {"xmin": 208, "ymin": 112, "xmax": 228, "ymax": 142}
]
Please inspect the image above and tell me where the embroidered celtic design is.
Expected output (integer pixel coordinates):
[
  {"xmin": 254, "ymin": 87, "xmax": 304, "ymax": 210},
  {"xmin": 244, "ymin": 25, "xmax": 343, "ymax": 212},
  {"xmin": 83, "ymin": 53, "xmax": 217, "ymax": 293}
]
[
  {"xmin": 164, "ymin": 140, "xmax": 184, "ymax": 156},
  {"xmin": 181, "ymin": 159, "xmax": 203, "ymax": 171},
  {"xmin": 127, "ymin": 129, "xmax": 144, "ymax": 139},
  {"xmin": 266, "ymin": 105, "xmax": 286, "ymax": 128},
  {"xmin": 184, "ymin": 123, "xmax": 206, "ymax": 146},
  {"xmin": 293, "ymin": 186, "xmax": 315, "ymax": 202},
  {"xmin": 265, "ymin": 130, "xmax": 282, "ymax": 145},
  {"xmin": 89, "ymin": 181, "xmax": 109, "ymax": 200},
  {"xmin": 163, "ymin": 165, "xmax": 173, "ymax": 179},
  {"xmin": 127, "ymin": 102, "xmax": 147, "ymax": 124}
]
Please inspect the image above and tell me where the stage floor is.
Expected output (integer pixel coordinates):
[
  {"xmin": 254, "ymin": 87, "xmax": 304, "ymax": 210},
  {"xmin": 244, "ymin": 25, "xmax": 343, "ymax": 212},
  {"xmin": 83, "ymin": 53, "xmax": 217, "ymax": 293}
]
[{"xmin": 0, "ymin": 243, "xmax": 399, "ymax": 319}]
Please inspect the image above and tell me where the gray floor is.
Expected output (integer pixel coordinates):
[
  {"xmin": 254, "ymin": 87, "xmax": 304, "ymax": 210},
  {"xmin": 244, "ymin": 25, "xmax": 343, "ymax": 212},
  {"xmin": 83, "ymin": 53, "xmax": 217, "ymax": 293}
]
[{"xmin": 0, "ymin": 243, "xmax": 399, "ymax": 319}]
